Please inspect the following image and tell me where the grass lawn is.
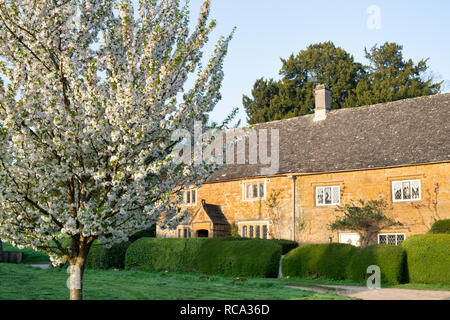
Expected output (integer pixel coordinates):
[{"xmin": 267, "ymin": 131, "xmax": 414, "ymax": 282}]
[
  {"xmin": 1, "ymin": 242, "xmax": 50, "ymax": 263},
  {"xmin": 0, "ymin": 263, "xmax": 354, "ymax": 300}
]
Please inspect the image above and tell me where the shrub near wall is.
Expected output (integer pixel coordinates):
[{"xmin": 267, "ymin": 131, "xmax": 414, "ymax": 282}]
[
  {"xmin": 401, "ymin": 234, "xmax": 450, "ymax": 285},
  {"xmin": 282, "ymin": 243, "xmax": 357, "ymax": 280},
  {"xmin": 347, "ymin": 244, "xmax": 406, "ymax": 284}
]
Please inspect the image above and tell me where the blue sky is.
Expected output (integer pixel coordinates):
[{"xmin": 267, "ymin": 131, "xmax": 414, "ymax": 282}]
[{"xmin": 187, "ymin": 0, "xmax": 450, "ymax": 125}]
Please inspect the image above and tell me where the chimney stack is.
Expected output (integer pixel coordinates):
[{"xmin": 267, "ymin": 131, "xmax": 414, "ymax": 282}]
[{"xmin": 314, "ymin": 84, "xmax": 331, "ymax": 121}]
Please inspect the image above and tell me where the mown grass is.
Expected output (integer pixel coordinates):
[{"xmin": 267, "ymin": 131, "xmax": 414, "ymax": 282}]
[{"xmin": 0, "ymin": 263, "xmax": 353, "ymax": 300}]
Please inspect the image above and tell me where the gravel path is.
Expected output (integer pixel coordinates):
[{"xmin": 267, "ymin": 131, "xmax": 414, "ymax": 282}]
[
  {"xmin": 287, "ymin": 284, "xmax": 450, "ymax": 300},
  {"xmin": 26, "ymin": 263, "xmax": 51, "ymax": 270}
]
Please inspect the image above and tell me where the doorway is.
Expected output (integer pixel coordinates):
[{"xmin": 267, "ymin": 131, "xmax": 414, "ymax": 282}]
[{"xmin": 196, "ymin": 229, "xmax": 209, "ymax": 238}]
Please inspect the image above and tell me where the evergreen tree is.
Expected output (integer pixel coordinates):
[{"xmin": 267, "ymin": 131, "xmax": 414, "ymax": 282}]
[
  {"xmin": 244, "ymin": 42, "xmax": 441, "ymax": 124},
  {"xmin": 243, "ymin": 78, "xmax": 280, "ymax": 124},
  {"xmin": 354, "ymin": 42, "xmax": 441, "ymax": 106},
  {"xmin": 243, "ymin": 42, "xmax": 363, "ymax": 124}
]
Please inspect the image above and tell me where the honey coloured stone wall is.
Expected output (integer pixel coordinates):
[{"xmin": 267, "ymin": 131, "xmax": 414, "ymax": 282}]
[
  {"xmin": 157, "ymin": 162, "xmax": 450, "ymax": 243},
  {"xmin": 295, "ymin": 162, "xmax": 450, "ymax": 243}
]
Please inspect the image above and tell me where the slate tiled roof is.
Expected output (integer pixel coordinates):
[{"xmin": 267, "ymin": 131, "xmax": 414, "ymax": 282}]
[{"xmin": 209, "ymin": 93, "xmax": 450, "ymax": 182}]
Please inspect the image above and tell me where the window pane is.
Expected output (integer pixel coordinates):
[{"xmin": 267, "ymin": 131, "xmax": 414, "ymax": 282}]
[
  {"xmin": 324, "ymin": 187, "xmax": 332, "ymax": 204},
  {"xmin": 411, "ymin": 180, "xmax": 420, "ymax": 200},
  {"xmin": 259, "ymin": 183, "xmax": 265, "ymax": 198},
  {"xmin": 184, "ymin": 229, "xmax": 187, "ymax": 238},
  {"xmin": 246, "ymin": 184, "xmax": 251, "ymax": 199},
  {"xmin": 397, "ymin": 234, "xmax": 405, "ymax": 244},
  {"xmin": 178, "ymin": 229, "xmax": 181, "ymax": 238},
  {"xmin": 379, "ymin": 235, "xmax": 387, "ymax": 244},
  {"xmin": 316, "ymin": 188, "xmax": 324, "ymax": 205},
  {"xmin": 393, "ymin": 182, "xmax": 402, "ymax": 201},
  {"xmin": 332, "ymin": 186, "xmax": 340, "ymax": 204},
  {"xmin": 262, "ymin": 225, "xmax": 268, "ymax": 239},
  {"xmin": 256, "ymin": 226, "xmax": 260, "ymax": 238},
  {"xmin": 402, "ymin": 181, "xmax": 411, "ymax": 200},
  {"xmin": 243, "ymin": 226, "xmax": 247, "ymax": 238},
  {"xmin": 253, "ymin": 184, "xmax": 258, "ymax": 198},
  {"xmin": 387, "ymin": 234, "xmax": 396, "ymax": 245},
  {"xmin": 249, "ymin": 226, "xmax": 254, "ymax": 238},
  {"xmin": 192, "ymin": 190, "xmax": 196, "ymax": 203},
  {"xmin": 186, "ymin": 191, "xmax": 191, "ymax": 203}
]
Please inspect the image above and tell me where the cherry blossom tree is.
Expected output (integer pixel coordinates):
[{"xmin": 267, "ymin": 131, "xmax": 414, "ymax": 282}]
[{"xmin": 0, "ymin": 0, "xmax": 233, "ymax": 299}]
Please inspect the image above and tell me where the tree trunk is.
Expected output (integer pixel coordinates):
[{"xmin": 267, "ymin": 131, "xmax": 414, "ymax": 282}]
[
  {"xmin": 68, "ymin": 239, "xmax": 93, "ymax": 300},
  {"xmin": 69, "ymin": 257, "xmax": 86, "ymax": 300},
  {"xmin": 361, "ymin": 228, "xmax": 379, "ymax": 248}
]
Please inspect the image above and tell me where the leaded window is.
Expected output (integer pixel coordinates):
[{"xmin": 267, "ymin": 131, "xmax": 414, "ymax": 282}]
[{"xmin": 316, "ymin": 186, "xmax": 340, "ymax": 206}]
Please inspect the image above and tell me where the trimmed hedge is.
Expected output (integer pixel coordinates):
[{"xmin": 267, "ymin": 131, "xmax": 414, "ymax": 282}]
[
  {"xmin": 282, "ymin": 243, "xmax": 357, "ymax": 280},
  {"xmin": 125, "ymin": 238, "xmax": 210, "ymax": 272},
  {"xmin": 129, "ymin": 226, "xmax": 156, "ymax": 242},
  {"xmin": 86, "ymin": 241, "xmax": 131, "ymax": 270},
  {"xmin": 401, "ymin": 234, "xmax": 450, "ymax": 285},
  {"xmin": 196, "ymin": 239, "xmax": 282, "ymax": 277},
  {"xmin": 270, "ymin": 239, "xmax": 299, "ymax": 255},
  {"xmin": 0, "ymin": 241, "xmax": 50, "ymax": 263},
  {"xmin": 347, "ymin": 244, "xmax": 406, "ymax": 284},
  {"xmin": 125, "ymin": 237, "xmax": 283, "ymax": 277},
  {"xmin": 428, "ymin": 219, "xmax": 450, "ymax": 234}
]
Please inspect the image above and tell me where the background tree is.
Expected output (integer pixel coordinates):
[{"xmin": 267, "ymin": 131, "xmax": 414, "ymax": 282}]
[
  {"xmin": 243, "ymin": 42, "xmax": 364, "ymax": 124},
  {"xmin": 330, "ymin": 199, "xmax": 402, "ymax": 247},
  {"xmin": 244, "ymin": 41, "xmax": 441, "ymax": 124},
  {"xmin": 354, "ymin": 42, "xmax": 441, "ymax": 106},
  {"xmin": 242, "ymin": 78, "xmax": 280, "ymax": 124},
  {"xmin": 0, "ymin": 0, "xmax": 233, "ymax": 300}
]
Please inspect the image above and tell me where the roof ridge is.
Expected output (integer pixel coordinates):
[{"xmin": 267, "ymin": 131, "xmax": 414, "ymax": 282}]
[{"xmin": 248, "ymin": 92, "xmax": 450, "ymax": 127}]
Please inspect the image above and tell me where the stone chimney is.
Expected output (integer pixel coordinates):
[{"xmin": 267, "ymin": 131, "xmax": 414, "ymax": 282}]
[{"xmin": 314, "ymin": 84, "xmax": 331, "ymax": 121}]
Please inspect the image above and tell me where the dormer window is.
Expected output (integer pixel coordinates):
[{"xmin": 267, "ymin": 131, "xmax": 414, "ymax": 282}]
[{"xmin": 184, "ymin": 189, "xmax": 197, "ymax": 205}]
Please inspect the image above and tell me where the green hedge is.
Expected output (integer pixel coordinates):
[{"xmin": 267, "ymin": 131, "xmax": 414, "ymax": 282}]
[
  {"xmin": 129, "ymin": 226, "xmax": 156, "ymax": 242},
  {"xmin": 86, "ymin": 241, "xmax": 131, "ymax": 270},
  {"xmin": 270, "ymin": 239, "xmax": 299, "ymax": 255},
  {"xmin": 428, "ymin": 219, "xmax": 450, "ymax": 234},
  {"xmin": 401, "ymin": 234, "xmax": 450, "ymax": 285},
  {"xmin": 0, "ymin": 241, "xmax": 50, "ymax": 263},
  {"xmin": 125, "ymin": 237, "xmax": 283, "ymax": 277},
  {"xmin": 125, "ymin": 238, "xmax": 210, "ymax": 272},
  {"xmin": 196, "ymin": 239, "xmax": 282, "ymax": 277},
  {"xmin": 282, "ymin": 243, "xmax": 358, "ymax": 280},
  {"xmin": 347, "ymin": 244, "xmax": 406, "ymax": 284}
]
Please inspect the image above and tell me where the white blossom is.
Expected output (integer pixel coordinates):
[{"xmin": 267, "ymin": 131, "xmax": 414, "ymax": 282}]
[{"xmin": 0, "ymin": 0, "xmax": 233, "ymax": 270}]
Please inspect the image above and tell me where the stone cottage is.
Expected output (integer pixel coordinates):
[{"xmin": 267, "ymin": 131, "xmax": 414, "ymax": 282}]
[{"xmin": 157, "ymin": 86, "xmax": 450, "ymax": 246}]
